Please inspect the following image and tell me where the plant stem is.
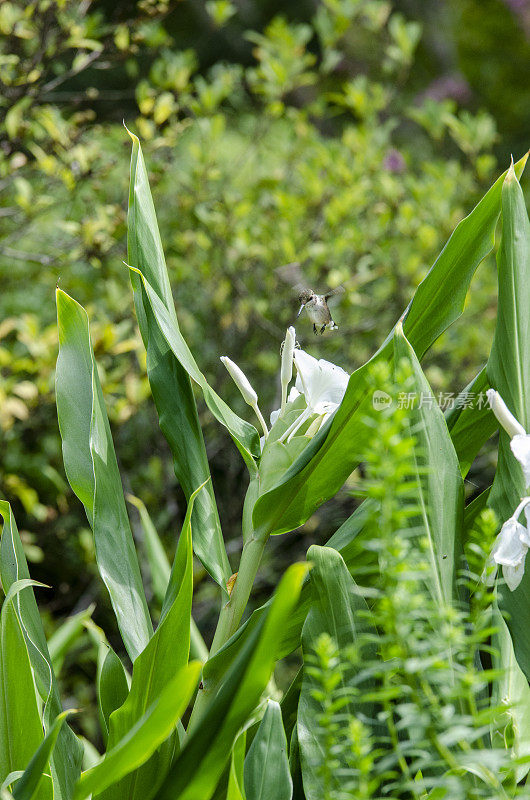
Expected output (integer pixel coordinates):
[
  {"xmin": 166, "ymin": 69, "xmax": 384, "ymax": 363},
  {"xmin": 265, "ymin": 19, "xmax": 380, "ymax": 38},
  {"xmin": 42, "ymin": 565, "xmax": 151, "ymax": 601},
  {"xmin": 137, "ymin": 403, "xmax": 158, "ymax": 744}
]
[
  {"xmin": 187, "ymin": 528, "xmax": 267, "ymax": 732},
  {"xmin": 210, "ymin": 534, "xmax": 267, "ymax": 656}
]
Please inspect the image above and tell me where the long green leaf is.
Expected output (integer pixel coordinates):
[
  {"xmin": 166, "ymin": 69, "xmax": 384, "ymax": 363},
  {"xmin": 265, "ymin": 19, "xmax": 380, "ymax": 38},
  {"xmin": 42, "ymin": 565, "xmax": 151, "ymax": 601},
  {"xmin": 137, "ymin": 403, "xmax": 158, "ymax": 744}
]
[
  {"xmin": 445, "ymin": 367, "xmax": 497, "ymax": 476},
  {"xmin": 13, "ymin": 713, "xmax": 70, "ymax": 800},
  {"xmin": 97, "ymin": 483, "xmax": 202, "ymax": 800},
  {"xmin": 227, "ymin": 733, "xmax": 246, "ymax": 800},
  {"xmin": 251, "ymin": 155, "xmax": 527, "ymax": 540},
  {"xmin": 491, "ymin": 605, "xmax": 530, "ymax": 782},
  {"xmin": 56, "ymin": 289, "xmax": 152, "ymax": 660},
  {"xmin": 97, "ymin": 647, "xmax": 129, "ymax": 745},
  {"xmin": 0, "ymin": 501, "xmax": 83, "ymax": 800},
  {"xmin": 126, "ymin": 494, "xmax": 170, "ymax": 603},
  {"xmin": 48, "ymin": 605, "xmax": 94, "ymax": 677},
  {"xmin": 244, "ymin": 701, "xmax": 292, "ymax": 800},
  {"xmin": 127, "ymin": 130, "xmax": 245, "ymax": 589},
  {"xmin": 157, "ymin": 562, "xmax": 309, "ymax": 800},
  {"xmin": 298, "ymin": 546, "xmax": 375, "ymax": 800},
  {"xmin": 74, "ymin": 662, "xmax": 201, "ymax": 800},
  {"xmin": 486, "ymin": 165, "xmax": 530, "ymax": 679},
  {"xmin": 127, "ymin": 494, "xmax": 209, "ymax": 662},
  {"xmin": 0, "ymin": 581, "xmax": 50, "ymax": 800},
  {"xmin": 401, "ymin": 152, "xmax": 527, "ymax": 358},
  {"xmin": 393, "ymin": 324, "xmax": 464, "ymax": 605},
  {"xmin": 129, "ymin": 266, "xmax": 259, "ymax": 468}
]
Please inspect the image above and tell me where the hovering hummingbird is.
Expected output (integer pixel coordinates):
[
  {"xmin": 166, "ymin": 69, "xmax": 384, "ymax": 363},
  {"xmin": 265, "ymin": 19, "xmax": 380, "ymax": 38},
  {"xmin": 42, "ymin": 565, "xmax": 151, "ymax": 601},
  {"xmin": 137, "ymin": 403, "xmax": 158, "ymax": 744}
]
[{"xmin": 276, "ymin": 261, "xmax": 345, "ymax": 334}]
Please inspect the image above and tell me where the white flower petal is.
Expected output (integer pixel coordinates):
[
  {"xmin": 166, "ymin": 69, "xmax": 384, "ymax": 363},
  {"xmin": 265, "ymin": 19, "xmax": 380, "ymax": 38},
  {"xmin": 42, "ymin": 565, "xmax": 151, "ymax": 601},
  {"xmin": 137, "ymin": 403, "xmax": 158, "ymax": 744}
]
[
  {"xmin": 313, "ymin": 399, "xmax": 339, "ymax": 415},
  {"xmin": 293, "ymin": 350, "xmax": 321, "ymax": 399},
  {"xmin": 293, "ymin": 349, "xmax": 349, "ymax": 410},
  {"xmin": 521, "ymin": 502, "xmax": 530, "ymax": 546},
  {"xmin": 510, "ymin": 434, "xmax": 530, "ymax": 487},
  {"xmin": 503, "ymin": 559, "xmax": 526, "ymax": 591},
  {"xmin": 490, "ymin": 518, "xmax": 527, "ymax": 566}
]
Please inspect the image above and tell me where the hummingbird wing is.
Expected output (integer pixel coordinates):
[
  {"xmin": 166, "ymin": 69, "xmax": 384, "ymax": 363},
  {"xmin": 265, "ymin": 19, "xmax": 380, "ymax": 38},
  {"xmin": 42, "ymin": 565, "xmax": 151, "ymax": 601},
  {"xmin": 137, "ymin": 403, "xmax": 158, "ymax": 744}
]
[
  {"xmin": 275, "ymin": 261, "xmax": 310, "ymax": 295},
  {"xmin": 323, "ymin": 285, "xmax": 346, "ymax": 305}
]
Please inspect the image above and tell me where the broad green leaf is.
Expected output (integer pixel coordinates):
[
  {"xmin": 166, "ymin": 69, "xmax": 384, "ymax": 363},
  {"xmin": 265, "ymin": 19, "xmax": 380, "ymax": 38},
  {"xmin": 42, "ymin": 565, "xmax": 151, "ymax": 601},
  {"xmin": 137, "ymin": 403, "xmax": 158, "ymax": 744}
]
[
  {"xmin": 491, "ymin": 605, "xmax": 530, "ymax": 782},
  {"xmin": 84, "ymin": 618, "xmax": 130, "ymax": 746},
  {"xmin": 486, "ymin": 167, "xmax": 530, "ymax": 679},
  {"xmin": 0, "ymin": 501, "xmax": 83, "ymax": 800},
  {"xmin": 48, "ymin": 605, "xmax": 94, "ymax": 677},
  {"xmin": 80, "ymin": 739, "xmax": 101, "ymax": 771},
  {"xmin": 280, "ymin": 670, "xmax": 303, "ymax": 748},
  {"xmin": 157, "ymin": 563, "xmax": 309, "ymax": 800},
  {"xmin": 0, "ymin": 581, "xmax": 50, "ymax": 800},
  {"xmin": 74, "ymin": 662, "xmax": 201, "ymax": 800},
  {"xmin": 12, "ymin": 713, "xmax": 70, "ymax": 800},
  {"xmin": 127, "ymin": 131, "xmax": 242, "ymax": 590},
  {"xmin": 127, "ymin": 494, "xmax": 208, "ymax": 662},
  {"xmin": 227, "ymin": 733, "xmax": 246, "ymax": 800},
  {"xmin": 401, "ymin": 152, "xmax": 527, "ymax": 359},
  {"xmin": 129, "ymin": 266, "xmax": 259, "ymax": 468},
  {"xmin": 56, "ymin": 289, "xmax": 153, "ymax": 660},
  {"xmin": 445, "ymin": 367, "xmax": 497, "ymax": 476},
  {"xmin": 244, "ymin": 701, "xmax": 292, "ymax": 800},
  {"xmin": 288, "ymin": 728, "xmax": 304, "ymax": 800},
  {"xmin": 98, "ymin": 647, "xmax": 129, "ymax": 744},
  {"xmin": 463, "ymin": 488, "xmax": 491, "ymax": 534},
  {"xmin": 97, "ymin": 483, "xmax": 202, "ymax": 800},
  {"xmin": 393, "ymin": 324, "xmax": 464, "ymax": 605},
  {"xmin": 127, "ymin": 494, "xmax": 170, "ymax": 603},
  {"xmin": 298, "ymin": 546, "xmax": 375, "ymax": 800},
  {"xmin": 251, "ymin": 155, "xmax": 527, "ymax": 540}
]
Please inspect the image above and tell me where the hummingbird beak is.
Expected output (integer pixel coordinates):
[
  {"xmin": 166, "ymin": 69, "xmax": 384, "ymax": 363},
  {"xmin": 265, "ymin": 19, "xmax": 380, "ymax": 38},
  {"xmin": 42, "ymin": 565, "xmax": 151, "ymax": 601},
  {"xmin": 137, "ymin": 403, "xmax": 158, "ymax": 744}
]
[{"xmin": 297, "ymin": 303, "xmax": 305, "ymax": 318}]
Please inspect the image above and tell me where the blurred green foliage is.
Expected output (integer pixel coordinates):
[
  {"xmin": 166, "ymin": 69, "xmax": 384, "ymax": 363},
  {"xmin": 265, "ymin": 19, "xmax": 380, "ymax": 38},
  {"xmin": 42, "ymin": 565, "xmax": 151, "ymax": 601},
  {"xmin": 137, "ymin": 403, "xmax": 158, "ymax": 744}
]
[{"xmin": 0, "ymin": 0, "xmax": 524, "ymax": 664}]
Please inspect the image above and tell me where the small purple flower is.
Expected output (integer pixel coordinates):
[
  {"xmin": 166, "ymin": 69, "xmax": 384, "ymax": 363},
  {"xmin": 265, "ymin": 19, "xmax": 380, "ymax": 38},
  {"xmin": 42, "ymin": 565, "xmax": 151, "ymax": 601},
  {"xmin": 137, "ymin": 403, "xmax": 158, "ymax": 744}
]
[{"xmin": 383, "ymin": 149, "xmax": 406, "ymax": 174}]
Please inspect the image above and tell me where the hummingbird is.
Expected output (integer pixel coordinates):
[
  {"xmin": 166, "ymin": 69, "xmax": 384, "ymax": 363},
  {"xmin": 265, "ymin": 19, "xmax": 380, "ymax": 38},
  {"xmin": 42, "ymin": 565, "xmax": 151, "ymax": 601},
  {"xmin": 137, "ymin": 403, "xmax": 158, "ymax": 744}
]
[{"xmin": 276, "ymin": 262, "xmax": 345, "ymax": 334}]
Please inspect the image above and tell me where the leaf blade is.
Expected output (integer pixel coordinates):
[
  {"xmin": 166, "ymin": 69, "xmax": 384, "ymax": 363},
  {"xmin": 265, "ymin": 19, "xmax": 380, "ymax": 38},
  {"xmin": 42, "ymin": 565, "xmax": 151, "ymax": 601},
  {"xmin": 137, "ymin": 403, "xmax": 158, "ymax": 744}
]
[{"xmin": 56, "ymin": 289, "xmax": 153, "ymax": 661}]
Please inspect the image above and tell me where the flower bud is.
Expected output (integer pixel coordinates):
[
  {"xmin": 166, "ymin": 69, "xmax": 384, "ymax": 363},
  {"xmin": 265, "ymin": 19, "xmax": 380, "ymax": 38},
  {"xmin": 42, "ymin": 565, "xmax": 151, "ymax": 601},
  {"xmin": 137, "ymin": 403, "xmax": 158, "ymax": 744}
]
[
  {"xmin": 220, "ymin": 356, "xmax": 258, "ymax": 407},
  {"xmin": 486, "ymin": 389, "xmax": 526, "ymax": 438},
  {"xmin": 281, "ymin": 327, "xmax": 296, "ymax": 387}
]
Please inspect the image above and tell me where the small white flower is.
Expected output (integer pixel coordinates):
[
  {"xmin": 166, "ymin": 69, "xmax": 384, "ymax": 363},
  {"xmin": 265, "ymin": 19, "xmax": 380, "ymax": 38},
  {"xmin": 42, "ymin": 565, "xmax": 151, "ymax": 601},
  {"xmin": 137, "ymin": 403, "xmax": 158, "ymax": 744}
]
[
  {"xmin": 278, "ymin": 349, "xmax": 350, "ymax": 443},
  {"xmin": 220, "ymin": 356, "xmax": 269, "ymax": 439},
  {"xmin": 487, "ymin": 389, "xmax": 530, "ymax": 488},
  {"xmin": 222, "ymin": 330, "xmax": 349, "ymax": 453},
  {"xmin": 485, "ymin": 496, "xmax": 530, "ymax": 591},
  {"xmin": 293, "ymin": 349, "xmax": 349, "ymax": 414}
]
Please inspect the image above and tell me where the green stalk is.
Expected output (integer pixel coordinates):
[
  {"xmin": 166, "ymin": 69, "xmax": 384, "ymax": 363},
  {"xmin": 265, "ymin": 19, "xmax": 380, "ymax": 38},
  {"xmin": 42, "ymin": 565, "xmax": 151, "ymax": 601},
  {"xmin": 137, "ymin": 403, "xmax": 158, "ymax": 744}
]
[
  {"xmin": 187, "ymin": 478, "xmax": 267, "ymax": 732},
  {"xmin": 209, "ymin": 533, "xmax": 267, "ymax": 657}
]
